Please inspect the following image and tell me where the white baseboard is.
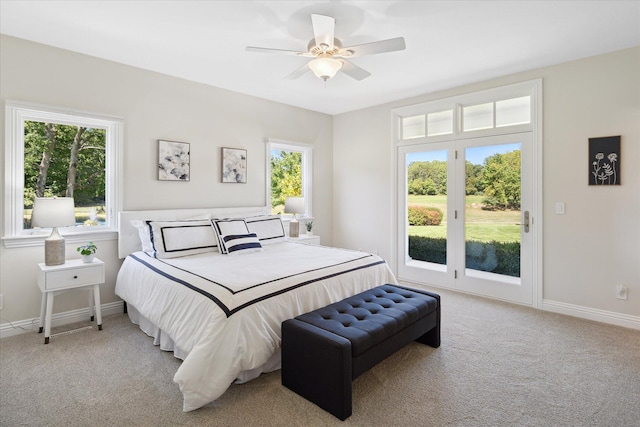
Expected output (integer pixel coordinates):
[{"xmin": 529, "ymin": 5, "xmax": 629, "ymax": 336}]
[
  {"xmin": 0, "ymin": 300, "xmax": 125, "ymax": 339},
  {"xmin": 542, "ymin": 299, "xmax": 640, "ymax": 330},
  {"xmin": 399, "ymin": 279, "xmax": 640, "ymax": 330}
]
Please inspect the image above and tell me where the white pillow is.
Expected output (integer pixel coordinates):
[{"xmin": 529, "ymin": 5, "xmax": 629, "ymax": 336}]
[
  {"xmin": 245, "ymin": 215, "xmax": 286, "ymax": 244},
  {"xmin": 146, "ymin": 219, "xmax": 218, "ymax": 258},
  {"xmin": 220, "ymin": 233, "xmax": 263, "ymax": 255},
  {"xmin": 211, "ymin": 218, "xmax": 250, "ymax": 254},
  {"xmin": 131, "ymin": 220, "xmax": 154, "ymax": 253}
]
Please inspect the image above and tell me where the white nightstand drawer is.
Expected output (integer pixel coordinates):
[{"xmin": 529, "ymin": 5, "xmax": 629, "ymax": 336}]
[
  {"xmin": 38, "ymin": 260, "xmax": 105, "ymax": 291},
  {"xmin": 44, "ymin": 266, "xmax": 102, "ymax": 290}
]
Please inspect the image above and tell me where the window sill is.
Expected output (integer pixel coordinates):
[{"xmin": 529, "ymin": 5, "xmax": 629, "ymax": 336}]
[{"xmin": 2, "ymin": 229, "xmax": 118, "ymax": 248}]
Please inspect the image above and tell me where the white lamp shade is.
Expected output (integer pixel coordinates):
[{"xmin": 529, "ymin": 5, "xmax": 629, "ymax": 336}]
[
  {"xmin": 31, "ymin": 197, "xmax": 76, "ymax": 228},
  {"xmin": 284, "ymin": 197, "xmax": 305, "ymax": 216},
  {"xmin": 308, "ymin": 57, "xmax": 342, "ymax": 81}
]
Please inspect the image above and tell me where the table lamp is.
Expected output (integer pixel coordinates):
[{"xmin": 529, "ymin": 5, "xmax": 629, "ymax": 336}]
[
  {"xmin": 284, "ymin": 197, "xmax": 305, "ymax": 238},
  {"xmin": 31, "ymin": 197, "xmax": 76, "ymax": 265}
]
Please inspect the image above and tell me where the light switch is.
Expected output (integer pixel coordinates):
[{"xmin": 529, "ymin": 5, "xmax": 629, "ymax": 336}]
[{"xmin": 555, "ymin": 202, "xmax": 565, "ymax": 215}]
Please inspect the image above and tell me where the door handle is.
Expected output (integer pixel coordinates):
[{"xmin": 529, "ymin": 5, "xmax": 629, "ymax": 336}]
[{"xmin": 518, "ymin": 211, "xmax": 530, "ymax": 233}]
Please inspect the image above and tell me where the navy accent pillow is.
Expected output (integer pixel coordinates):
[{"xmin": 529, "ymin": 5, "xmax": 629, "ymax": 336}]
[{"xmin": 221, "ymin": 233, "xmax": 263, "ymax": 255}]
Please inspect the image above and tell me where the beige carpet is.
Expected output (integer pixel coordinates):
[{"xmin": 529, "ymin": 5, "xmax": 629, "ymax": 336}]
[{"xmin": 1, "ymin": 288, "xmax": 639, "ymax": 427}]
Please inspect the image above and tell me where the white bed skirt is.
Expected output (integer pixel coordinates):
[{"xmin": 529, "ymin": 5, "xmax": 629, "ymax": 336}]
[{"xmin": 126, "ymin": 303, "xmax": 282, "ymax": 384}]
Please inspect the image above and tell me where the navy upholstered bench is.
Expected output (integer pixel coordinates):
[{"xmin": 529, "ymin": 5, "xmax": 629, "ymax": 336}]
[{"xmin": 281, "ymin": 284, "xmax": 440, "ymax": 420}]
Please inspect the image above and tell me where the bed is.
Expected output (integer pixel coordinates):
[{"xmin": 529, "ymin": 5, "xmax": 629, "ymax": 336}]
[{"xmin": 115, "ymin": 207, "xmax": 397, "ymax": 411}]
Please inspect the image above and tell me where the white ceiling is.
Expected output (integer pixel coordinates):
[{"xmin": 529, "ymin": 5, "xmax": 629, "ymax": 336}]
[{"xmin": 1, "ymin": 1, "xmax": 639, "ymax": 115}]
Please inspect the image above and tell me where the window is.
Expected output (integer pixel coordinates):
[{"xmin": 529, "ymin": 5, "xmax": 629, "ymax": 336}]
[
  {"xmin": 462, "ymin": 96, "xmax": 531, "ymax": 132},
  {"xmin": 462, "ymin": 102, "xmax": 494, "ymax": 131},
  {"xmin": 427, "ymin": 110, "xmax": 454, "ymax": 136},
  {"xmin": 401, "ymin": 115, "xmax": 426, "ymax": 139},
  {"xmin": 4, "ymin": 101, "xmax": 123, "ymax": 247},
  {"xmin": 397, "ymin": 86, "xmax": 533, "ymax": 144},
  {"xmin": 266, "ymin": 139, "xmax": 312, "ymax": 218}
]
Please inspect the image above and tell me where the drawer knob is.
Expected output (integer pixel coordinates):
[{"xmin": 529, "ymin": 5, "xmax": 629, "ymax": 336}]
[{"xmin": 73, "ymin": 275, "xmax": 78, "ymax": 279}]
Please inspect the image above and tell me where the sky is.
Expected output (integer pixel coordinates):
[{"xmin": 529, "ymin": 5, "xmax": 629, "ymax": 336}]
[{"xmin": 406, "ymin": 143, "xmax": 521, "ymax": 165}]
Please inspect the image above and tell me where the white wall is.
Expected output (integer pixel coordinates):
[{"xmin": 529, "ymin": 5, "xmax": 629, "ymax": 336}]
[
  {"xmin": 333, "ymin": 47, "xmax": 640, "ymax": 326},
  {"xmin": 0, "ymin": 35, "xmax": 333, "ymax": 329}
]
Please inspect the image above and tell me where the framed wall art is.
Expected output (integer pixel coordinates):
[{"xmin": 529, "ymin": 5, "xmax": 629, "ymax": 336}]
[
  {"xmin": 589, "ymin": 136, "xmax": 620, "ymax": 186},
  {"xmin": 221, "ymin": 147, "xmax": 247, "ymax": 183},
  {"xmin": 158, "ymin": 140, "xmax": 190, "ymax": 181}
]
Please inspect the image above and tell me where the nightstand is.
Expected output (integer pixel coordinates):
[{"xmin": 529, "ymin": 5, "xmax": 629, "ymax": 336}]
[
  {"xmin": 289, "ymin": 234, "xmax": 321, "ymax": 245},
  {"xmin": 37, "ymin": 258, "xmax": 105, "ymax": 344}
]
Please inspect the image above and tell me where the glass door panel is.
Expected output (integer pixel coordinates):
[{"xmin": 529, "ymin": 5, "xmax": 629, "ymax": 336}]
[
  {"xmin": 407, "ymin": 150, "xmax": 448, "ymax": 267},
  {"xmin": 456, "ymin": 133, "xmax": 533, "ymax": 305},
  {"xmin": 397, "ymin": 143, "xmax": 455, "ymax": 287},
  {"xmin": 464, "ymin": 143, "xmax": 521, "ymax": 280}
]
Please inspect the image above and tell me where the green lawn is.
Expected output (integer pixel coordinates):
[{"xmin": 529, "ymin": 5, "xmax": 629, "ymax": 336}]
[{"xmin": 408, "ymin": 195, "xmax": 520, "ymax": 243}]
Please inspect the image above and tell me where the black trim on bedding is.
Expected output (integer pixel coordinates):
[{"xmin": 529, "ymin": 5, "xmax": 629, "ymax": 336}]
[
  {"xmin": 227, "ymin": 260, "xmax": 387, "ymax": 316},
  {"xmin": 130, "ymin": 254, "xmax": 231, "ymax": 316},
  {"xmin": 139, "ymin": 251, "xmax": 376, "ymax": 295},
  {"xmin": 128, "ymin": 253, "xmax": 387, "ymax": 318}
]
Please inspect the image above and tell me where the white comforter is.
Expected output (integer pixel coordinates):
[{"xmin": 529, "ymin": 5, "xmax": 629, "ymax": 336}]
[{"xmin": 115, "ymin": 242, "xmax": 396, "ymax": 411}]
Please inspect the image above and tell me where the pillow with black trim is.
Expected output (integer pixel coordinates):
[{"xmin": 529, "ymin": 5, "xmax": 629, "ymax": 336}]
[
  {"xmin": 146, "ymin": 219, "xmax": 218, "ymax": 258},
  {"xmin": 220, "ymin": 233, "xmax": 263, "ymax": 255},
  {"xmin": 131, "ymin": 220, "xmax": 154, "ymax": 253},
  {"xmin": 245, "ymin": 215, "xmax": 286, "ymax": 244},
  {"xmin": 211, "ymin": 218, "xmax": 250, "ymax": 254}
]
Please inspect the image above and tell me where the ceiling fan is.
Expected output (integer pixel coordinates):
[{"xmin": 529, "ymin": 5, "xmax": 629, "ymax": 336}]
[{"xmin": 246, "ymin": 14, "xmax": 406, "ymax": 82}]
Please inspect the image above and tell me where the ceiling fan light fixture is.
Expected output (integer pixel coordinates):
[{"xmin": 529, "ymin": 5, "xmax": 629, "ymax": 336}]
[{"xmin": 308, "ymin": 56, "xmax": 342, "ymax": 81}]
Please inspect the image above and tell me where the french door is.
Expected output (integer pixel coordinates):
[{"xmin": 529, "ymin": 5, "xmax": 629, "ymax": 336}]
[{"xmin": 397, "ymin": 132, "xmax": 534, "ymax": 305}]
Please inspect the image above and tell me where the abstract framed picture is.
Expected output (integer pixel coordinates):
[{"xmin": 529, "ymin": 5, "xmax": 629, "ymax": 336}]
[
  {"xmin": 221, "ymin": 147, "xmax": 247, "ymax": 183},
  {"xmin": 589, "ymin": 136, "xmax": 620, "ymax": 186},
  {"xmin": 158, "ymin": 140, "xmax": 190, "ymax": 181}
]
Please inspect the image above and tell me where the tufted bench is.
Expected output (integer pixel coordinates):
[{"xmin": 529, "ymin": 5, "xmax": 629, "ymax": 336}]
[{"xmin": 281, "ymin": 284, "xmax": 440, "ymax": 420}]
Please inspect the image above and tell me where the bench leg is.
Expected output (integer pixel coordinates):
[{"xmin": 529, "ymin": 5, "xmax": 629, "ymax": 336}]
[
  {"xmin": 416, "ymin": 320, "xmax": 440, "ymax": 348},
  {"xmin": 282, "ymin": 319, "xmax": 353, "ymax": 420}
]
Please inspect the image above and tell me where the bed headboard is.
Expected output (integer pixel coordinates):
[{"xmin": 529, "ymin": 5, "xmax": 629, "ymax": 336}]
[{"xmin": 118, "ymin": 206, "xmax": 269, "ymax": 259}]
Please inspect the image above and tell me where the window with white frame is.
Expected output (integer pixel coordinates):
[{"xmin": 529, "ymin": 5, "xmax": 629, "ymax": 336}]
[
  {"xmin": 266, "ymin": 139, "xmax": 313, "ymax": 218},
  {"xmin": 398, "ymin": 89, "xmax": 533, "ymax": 142},
  {"xmin": 4, "ymin": 101, "xmax": 122, "ymax": 246}
]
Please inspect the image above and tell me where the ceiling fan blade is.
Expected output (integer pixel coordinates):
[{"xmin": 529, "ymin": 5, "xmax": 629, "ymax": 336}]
[
  {"xmin": 246, "ymin": 46, "xmax": 311, "ymax": 57},
  {"xmin": 311, "ymin": 14, "xmax": 335, "ymax": 50},
  {"xmin": 284, "ymin": 63, "xmax": 310, "ymax": 80},
  {"xmin": 339, "ymin": 59, "xmax": 371, "ymax": 81},
  {"xmin": 339, "ymin": 37, "xmax": 406, "ymax": 58}
]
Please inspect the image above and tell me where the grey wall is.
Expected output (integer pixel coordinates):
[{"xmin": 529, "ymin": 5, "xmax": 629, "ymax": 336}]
[
  {"xmin": 1, "ymin": 34, "xmax": 638, "ymax": 331},
  {"xmin": 333, "ymin": 47, "xmax": 640, "ymax": 325},
  {"xmin": 0, "ymin": 35, "xmax": 333, "ymax": 326}
]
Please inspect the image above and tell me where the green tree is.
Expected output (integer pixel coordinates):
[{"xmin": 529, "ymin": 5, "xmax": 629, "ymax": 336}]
[
  {"xmin": 407, "ymin": 160, "xmax": 447, "ymax": 195},
  {"xmin": 465, "ymin": 161, "xmax": 484, "ymax": 195},
  {"xmin": 481, "ymin": 150, "xmax": 521, "ymax": 210},
  {"xmin": 271, "ymin": 150, "xmax": 302, "ymax": 209},
  {"xmin": 23, "ymin": 121, "xmax": 105, "ymax": 208}
]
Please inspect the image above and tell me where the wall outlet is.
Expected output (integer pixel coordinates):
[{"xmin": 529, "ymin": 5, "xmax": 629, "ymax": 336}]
[{"xmin": 616, "ymin": 285, "xmax": 628, "ymax": 300}]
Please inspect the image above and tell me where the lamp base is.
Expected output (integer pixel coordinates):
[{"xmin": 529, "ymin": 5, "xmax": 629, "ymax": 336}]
[
  {"xmin": 44, "ymin": 228, "xmax": 66, "ymax": 266},
  {"xmin": 289, "ymin": 221, "xmax": 300, "ymax": 238}
]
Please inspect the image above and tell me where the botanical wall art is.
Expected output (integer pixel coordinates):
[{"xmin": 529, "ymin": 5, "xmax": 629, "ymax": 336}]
[
  {"xmin": 589, "ymin": 136, "xmax": 621, "ymax": 185},
  {"xmin": 221, "ymin": 147, "xmax": 247, "ymax": 183},
  {"xmin": 158, "ymin": 140, "xmax": 190, "ymax": 181}
]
